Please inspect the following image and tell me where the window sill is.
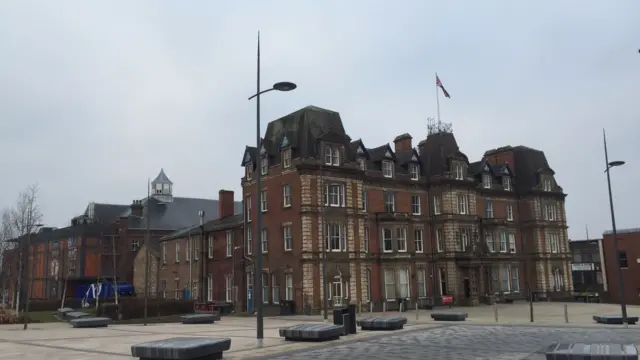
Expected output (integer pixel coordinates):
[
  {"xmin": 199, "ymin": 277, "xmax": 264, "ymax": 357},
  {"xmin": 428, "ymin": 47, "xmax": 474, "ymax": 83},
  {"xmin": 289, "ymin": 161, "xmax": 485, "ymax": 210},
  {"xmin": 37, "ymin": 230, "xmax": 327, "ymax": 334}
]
[
  {"xmin": 412, "ymin": 213, "xmax": 421, "ymax": 216},
  {"xmin": 284, "ymin": 248, "xmax": 292, "ymax": 252},
  {"xmin": 283, "ymin": 204, "xmax": 291, "ymax": 209},
  {"xmin": 261, "ymin": 210, "xmax": 268, "ymax": 213}
]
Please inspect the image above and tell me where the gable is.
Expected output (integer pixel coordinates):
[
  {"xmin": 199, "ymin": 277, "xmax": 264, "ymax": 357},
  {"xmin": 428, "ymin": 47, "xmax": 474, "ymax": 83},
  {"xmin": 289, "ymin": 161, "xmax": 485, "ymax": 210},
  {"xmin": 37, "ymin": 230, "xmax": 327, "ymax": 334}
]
[
  {"xmin": 411, "ymin": 153, "xmax": 418, "ymax": 161},
  {"xmin": 483, "ymin": 164, "xmax": 490, "ymax": 172},
  {"xmin": 260, "ymin": 144, "xmax": 266, "ymax": 155},
  {"xmin": 280, "ymin": 134, "xmax": 290, "ymax": 149},
  {"xmin": 357, "ymin": 145, "xmax": 365, "ymax": 154},
  {"xmin": 243, "ymin": 152, "xmax": 251, "ymax": 164},
  {"xmin": 500, "ymin": 166, "xmax": 511, "ymax": 176}
]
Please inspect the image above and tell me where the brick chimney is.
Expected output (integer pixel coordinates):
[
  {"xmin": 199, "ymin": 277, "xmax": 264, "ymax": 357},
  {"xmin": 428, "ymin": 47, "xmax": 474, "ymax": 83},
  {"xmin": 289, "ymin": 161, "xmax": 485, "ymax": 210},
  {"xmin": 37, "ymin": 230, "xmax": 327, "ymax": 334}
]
[
  {"xmin": 393, "ymin": 133, "xmax": 413, "ymax": 153},
  {"xmin": 218, "ymin": 190, "xmax": 235, "ymax": 218},
  {"xmin": 130, "ymin": 200, "xmax": 143, "ymax": 217}
]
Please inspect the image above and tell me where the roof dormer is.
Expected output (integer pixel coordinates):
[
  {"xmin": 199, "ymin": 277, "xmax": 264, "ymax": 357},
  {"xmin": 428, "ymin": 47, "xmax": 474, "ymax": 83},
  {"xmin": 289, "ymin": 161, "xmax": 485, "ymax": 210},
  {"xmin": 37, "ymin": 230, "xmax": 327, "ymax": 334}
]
[{"xmin": 151, "ymin": 168, "xmax": 173, "ymax": 202}]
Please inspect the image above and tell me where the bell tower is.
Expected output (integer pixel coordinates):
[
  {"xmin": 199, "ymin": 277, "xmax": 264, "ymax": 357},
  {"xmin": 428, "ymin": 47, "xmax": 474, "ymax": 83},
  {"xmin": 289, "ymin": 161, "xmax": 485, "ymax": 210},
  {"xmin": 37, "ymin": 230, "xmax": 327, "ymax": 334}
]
[{"xmin": 151, "ymin": 168, "xmax": 174, "ymax": 203}]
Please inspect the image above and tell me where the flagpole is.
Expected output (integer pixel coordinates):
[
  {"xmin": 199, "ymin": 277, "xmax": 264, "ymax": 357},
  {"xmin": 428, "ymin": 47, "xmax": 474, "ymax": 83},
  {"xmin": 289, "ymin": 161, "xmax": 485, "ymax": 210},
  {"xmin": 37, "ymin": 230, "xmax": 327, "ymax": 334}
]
[{"xmin": 435, "ymin": 72, "xmax": 441, "ymax": 123}]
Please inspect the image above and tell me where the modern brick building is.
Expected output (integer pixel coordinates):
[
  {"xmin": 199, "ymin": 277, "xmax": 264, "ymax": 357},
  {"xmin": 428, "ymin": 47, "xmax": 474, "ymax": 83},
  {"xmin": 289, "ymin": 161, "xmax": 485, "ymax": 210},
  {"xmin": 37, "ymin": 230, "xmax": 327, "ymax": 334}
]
[
  {"xmin": 602, "ymin": 228, "xmax": 640, "ymax": 305},
  {"xmin": 239, "ymin": 105, "xmax": 571, "ymax": 313}
]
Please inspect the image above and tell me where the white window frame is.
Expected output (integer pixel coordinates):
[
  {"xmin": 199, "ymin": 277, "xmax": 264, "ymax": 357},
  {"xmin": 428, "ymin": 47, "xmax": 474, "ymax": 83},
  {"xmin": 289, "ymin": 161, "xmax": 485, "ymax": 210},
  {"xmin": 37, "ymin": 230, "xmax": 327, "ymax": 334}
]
[
  {"xmin": 414, "ymin": 228, "xmax": 424, "ymax": 253},
  {"xmin": 457, "ymin": 195, "xmax": 468, "ymax": 214},
  {"xmin": 174, "ymin": 280, "xmax": 180, "ymax": 299},
  {"xmin": 549, "ymin": 233, "xmax": 559, "ymax": 253},
  {"xmin": 552, "ymin": 268, "xmax": 564, "ymax": 291},
  {"xmin": 544, "ymin": 203, "xmax": 556, "ymax": 221},
  {"xmin": 225, "ymin": 275, "xmax": 232, "ymax": 302},
  {"xmin": 454, "ymin": 163, "xmax": 465, "ymax": 180},
  {"xmin": 261, "ymin": 229, "xmax": 268, "ymax": 253},
  {"xmin": 396, "ymin": 227, "xmax": 407, "ymax": 252},
  {"xmin": 186, "ymin": 239, "xmax": 191, "ymax": 262},
  {"xmin": 499, "ymin": 231, "xmax": 507, "ymax": 253},
  {"xmin": 382, "ymin": 228, "xmax": 393, "ymax": 253},
  {"xmin": 226, "ymin": 231, "xmax": 233, "ymax": 257},
  {"xmin": 283, "ymin": 225, "xmax": 292, "ymax": 251},
  {"xmin": 208, "ymin": 235, "xmax": 213, "ymax": 259},
  {"xmin": 458, "ymin": 229, "xmax": 470, "ymax": 252},
  {"xmin": 543, "ymin": 178, "xmax": 552, "ymax": 191},
  {"xmin": 285, "ymin": 273, "xmax": 293, "ymax": 300},
  {"xmin": 260, "ymin": 191, "xmax": 268, "ymax": 212},
  {"xmin": 436, "ymin": 228, "xmax": 444, "ymax": 252},
  {"xmin": 507, "ymin": 204, "xmax": 514, "ymax": 221},
  {"xmin": 382, "ymin": 160, "xmax": 394, "ymax": 178},
  {"xmin": 409, "ymin": 164, "xmax": 419, "ymax": 180},
  {"xmin": 260, "ymin": 157, "xmax": 268, "ymax": 175},
  {"xmin": 361, "ymin": 188, "xmax": 367, "ymax": 210},
  {"xmin": 357, "ymin": 157, "xmax": 366, "ymax": 170},
  {"xmin": 508, "ymin": 233, "xmax": 516, "ymax": 253},
  {"xmin": 383, "ymin": 192, "xmax": 395, "ymax": 213},
  {"xmin": 384, "ymin": 269, "xmax": 395, "ymax": 299},
  {"xmin": 132, "ymin": 239, "xmax": 140, "ymax": 251},
  {"xmin": 363, "ymin": 227, "xmax": 369, "ymax": 253},
  {"xmin": 411, "ymin": 195, "xmax": 421, "ymax": 215},
  {"xmin": 324, "ymin": 146, "xmax": 340, "ymax": 166},
  {"xmin": 282, "ymin": 149, "xmax": 292, "ymax": 168},
  {"xmin": 175, "ymin": 241, "xmax": 180, "ymax": 263},
  {"xmin": 246, "ymin": 196, "xmax": 252, "ymax": 222},
  {"xmin": 325, "ymin": 184, "xmax": 345, "ymax": 207},
  {"xmin": 262, "ymin": 273, "xmax": 269, "ymax": 304},
  {"xmin": 246, "ymin": 228, "xmax": 252, "ymax": 255},
  {"xmin": 503, "ymin": 176, "xmax": 511, "ymax": 191},
  {"xmin": 482, "ymin": 174, "xmax": 492, "ymax": 188},
  {"xmin": 511, "ymin": 266, "xmax": 520, "ymax": 292},
  {"xmin": 485, "ymin": 232, "xmax": 495, "ymax": 252},
  {"xmin": 245, "ymin": 163, "xmax": 253, "ymax": 180},
  {"xmin": 417, "ymin": 269, "xmax": 427, "ymax": 298},
  {"xmin": 207, "ymin": 274, "xmax": 213, "ymax": 302},
  {"xmin": 397, "ymin": 268, "xmax": 410, "ymax": 299},
  {"xmin": 433, "ymin": 196, "xmax": 441, "ymax": 215},
  {"xmin": 283, "ymin": 185, "xmax": 292, "ymax": 208},
  {"xmin": 485, "ymin": 200, "xmax": 493, "ymax": 218},
  {"xmin": 325, "ymin": 223, "xmax": 347, "ymax": 252},
  {"xmin": 272, "ymin": 274, "xmax": 280, "ymax": 304},
  {"xmin": 192, "ymin": 280, "xmax": 198, "ymax": 300},
  {"xmin": 162, "ymin": 243, "xmax": 167, "ymax": 264}
]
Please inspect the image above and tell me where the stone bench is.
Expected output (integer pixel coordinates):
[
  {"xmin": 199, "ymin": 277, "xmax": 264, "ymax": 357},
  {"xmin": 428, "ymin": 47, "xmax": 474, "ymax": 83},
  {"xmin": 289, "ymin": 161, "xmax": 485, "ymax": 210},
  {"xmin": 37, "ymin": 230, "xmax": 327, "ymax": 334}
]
[
  {"xmin": 66, "ymin": 311, "xmax": 91, "ymax": 320},
  {"xmin": 70, "ymin": 317, "xmax": 111, "ymax": 328},
  {"xmin": 180, "ymin": 314, "xmax": 216, "ymax": 324},
  {"xmin": 193, "ymin": 310, "xmax": 221, "ymax": 321},
  {"xmin": 357, "ymin": 316, "xmax": 407, "ymax": 331},
  {"xmin": 279, "ymin": 323, "xmax": 343, "ymax": 341},
  {"xmin": 431, "ymin": 311, "xmax": 468, "ymax": 321},
  {"xmin": 544, "ymin": 342, "xmax": 638, "ymax": 360},
  {"xmin": 57, "ymin": 307, "xmax": 74, "ymax": 317},
  {"xmin": 593, "ymin": 315, "xmax": 639, "ymax": 325},
  {"xmin": 131, "ymin": 337, "xmax": 231, "ymax": 360}
]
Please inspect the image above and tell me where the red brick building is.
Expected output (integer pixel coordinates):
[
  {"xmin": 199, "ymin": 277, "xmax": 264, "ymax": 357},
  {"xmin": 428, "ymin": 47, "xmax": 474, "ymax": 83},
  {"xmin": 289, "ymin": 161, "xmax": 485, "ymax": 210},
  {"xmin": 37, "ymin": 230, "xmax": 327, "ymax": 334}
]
[
  {"xmin": 239, "ymin": 106, "xmax": 572, "ymax": 313},
  {"xmin": 602, "ymin": 228, "xmax": 640, "ymax": 305}
]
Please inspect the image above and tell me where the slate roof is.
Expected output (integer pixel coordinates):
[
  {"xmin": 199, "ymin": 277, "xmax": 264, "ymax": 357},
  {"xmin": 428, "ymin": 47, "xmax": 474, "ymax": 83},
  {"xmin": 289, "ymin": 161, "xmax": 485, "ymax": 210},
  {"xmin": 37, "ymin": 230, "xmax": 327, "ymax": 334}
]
[
  {"xmin": 83, "ymin": 203, "xmax": 130, "ymax": 224},
  {"xmin": 152, "ymin": 168, "xmax": 173, "ymax": 185},
  {"xmin": 160, "ymin": 214, "xmax": 243, "ymax": 241}
]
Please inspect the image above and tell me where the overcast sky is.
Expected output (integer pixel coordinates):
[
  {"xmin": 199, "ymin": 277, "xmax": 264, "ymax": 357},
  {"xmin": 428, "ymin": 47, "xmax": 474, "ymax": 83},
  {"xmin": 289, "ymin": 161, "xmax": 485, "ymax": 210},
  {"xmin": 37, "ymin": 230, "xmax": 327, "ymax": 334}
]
[{"xmin": 0, "ymin": 1, "xmax": 638, "ymax": 239}]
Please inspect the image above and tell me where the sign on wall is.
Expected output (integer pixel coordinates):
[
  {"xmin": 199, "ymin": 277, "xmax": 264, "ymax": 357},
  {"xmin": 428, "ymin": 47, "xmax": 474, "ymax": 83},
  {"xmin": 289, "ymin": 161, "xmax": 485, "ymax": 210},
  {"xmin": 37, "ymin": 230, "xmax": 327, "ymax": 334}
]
[{"xmin": 571, "ymin": 263, "xmax": 595, "ymax": 271}]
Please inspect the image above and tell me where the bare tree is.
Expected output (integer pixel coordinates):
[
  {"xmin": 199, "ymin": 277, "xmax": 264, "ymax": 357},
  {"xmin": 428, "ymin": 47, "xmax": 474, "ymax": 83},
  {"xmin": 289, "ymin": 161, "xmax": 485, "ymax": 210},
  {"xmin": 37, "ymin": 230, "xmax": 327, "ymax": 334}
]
[
  {"xmin": 8, "ymin": 185, "xmax": 43, "ymax": 317},
  {"xmin": 0, "ymin": 208, "xmax": 16, "ymax": 307}
]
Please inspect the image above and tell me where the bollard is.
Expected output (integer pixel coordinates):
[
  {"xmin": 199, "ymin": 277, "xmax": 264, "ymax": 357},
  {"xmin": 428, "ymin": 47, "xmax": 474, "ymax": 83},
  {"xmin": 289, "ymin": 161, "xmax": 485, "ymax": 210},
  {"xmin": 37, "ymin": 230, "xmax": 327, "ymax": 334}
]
[
  {"xmin": 415, "ymin": 301, "xmax": 419, "ymax": 320},
  {"xmin": 564, "ymin": 304, "xmax": 568, "ymax": 323},
  {"xmin": 383, "ymin": 302, "xmax": 387, "ymax": 312},
  {"xmin": 494, "ymin": 303, "xmax": 499, "ymax": 323},
  {"xmin": 370, "ymin": 301, "xmax": 373, "ymax": 313},
  {"xmin": 358, "ymin": 301, "xmax": 362, "ymax": 314},
  {"xmin": 399, "ymin": 301, "xmax": 404, "ymax": 313}
]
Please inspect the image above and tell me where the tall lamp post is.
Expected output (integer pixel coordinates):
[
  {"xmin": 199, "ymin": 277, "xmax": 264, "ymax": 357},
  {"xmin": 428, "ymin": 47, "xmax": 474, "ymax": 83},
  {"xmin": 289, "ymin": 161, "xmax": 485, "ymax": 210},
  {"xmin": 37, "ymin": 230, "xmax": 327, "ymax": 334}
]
[
  {"xmin": 248, "ymin": 32, "xmax": 297, "ymax": 346},
  {"xmin": 603, "ymin": 129, "xmax": 627, "ymax": 324},
  {"xmin": 23, "ymin": 223, "xmax": 44, "ymax": 330}
]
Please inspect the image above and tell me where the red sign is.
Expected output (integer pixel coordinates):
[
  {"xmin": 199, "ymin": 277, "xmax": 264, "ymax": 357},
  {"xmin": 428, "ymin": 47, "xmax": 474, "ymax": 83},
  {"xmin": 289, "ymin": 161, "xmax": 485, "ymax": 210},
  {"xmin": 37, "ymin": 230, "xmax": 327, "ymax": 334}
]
[{"xmin": 442, "ymin": 296, "xmax": 453, "ymax": 305}]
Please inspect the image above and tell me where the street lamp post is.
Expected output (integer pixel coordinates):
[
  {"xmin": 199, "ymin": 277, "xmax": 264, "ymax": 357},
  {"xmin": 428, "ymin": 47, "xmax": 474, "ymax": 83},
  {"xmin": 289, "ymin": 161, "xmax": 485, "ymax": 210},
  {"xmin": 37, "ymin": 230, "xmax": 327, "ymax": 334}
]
[
  {"xmin": 248, "ymin": 32, "xmax": 296, "ymax": 346},
  {"xmin": 603, "ymin": 129, "xmax": 627, "ymax": 325},
  {"xmin": 23, "ymin": 223, "xmax": 43, "ymax": 330}
]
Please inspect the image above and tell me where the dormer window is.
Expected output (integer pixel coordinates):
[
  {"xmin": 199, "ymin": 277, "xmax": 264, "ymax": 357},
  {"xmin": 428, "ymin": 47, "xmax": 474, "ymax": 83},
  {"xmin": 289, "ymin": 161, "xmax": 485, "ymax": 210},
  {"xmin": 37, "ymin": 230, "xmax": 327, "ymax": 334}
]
[
  {"xmin": 324, "ymin": 146, "xmax": 340, "ymax": 166},
  {"xmin": 482, "ymin": 174, "xmax": 492, "ymax": 189},
  {"xmin": 543, "ymin": 178, "xmax": 552, "ymax": 192},
  {"xmin": 502, "ymin": 176, "xmax": 511, "ymax": 191},
  {"xmin": 260, "ymin": 157, "xmax": 268, "ymax": 175},
  {"xmin": 409, "ymin": 164, "xmax": 419, "ymax": 180},
  {"xmin": 454, "ymin": 163, "xmax": 466, "ymax": 180},
  {"xmin": 357, "ymin": 158, "xmax": 366, "ymax": 170},
  {"xmin": 282, "ymin": 149, "xmax": 292, "ymax": 168},
  {"xmin": 245, "ymin": 162, "xmax": 253, "ymax": 180},
  {"xmin": 382, "ymin": 160, "xmax": 394, "ymax": 178}
]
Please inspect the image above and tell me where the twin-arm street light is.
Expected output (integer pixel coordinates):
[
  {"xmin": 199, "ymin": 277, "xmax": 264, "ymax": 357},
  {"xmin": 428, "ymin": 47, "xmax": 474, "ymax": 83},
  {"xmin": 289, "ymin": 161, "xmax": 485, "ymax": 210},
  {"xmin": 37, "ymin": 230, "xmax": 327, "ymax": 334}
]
[
  {"xmin": 603, "ymin": 129, "xmax": 627, "ymax": 325},
  {"xmin": 248, "ymin": 32, "xmax": 296, "ymax": 347},
  {"xmin": 24, "ymin": 223, "xmax": 44, "ymax": 330}
]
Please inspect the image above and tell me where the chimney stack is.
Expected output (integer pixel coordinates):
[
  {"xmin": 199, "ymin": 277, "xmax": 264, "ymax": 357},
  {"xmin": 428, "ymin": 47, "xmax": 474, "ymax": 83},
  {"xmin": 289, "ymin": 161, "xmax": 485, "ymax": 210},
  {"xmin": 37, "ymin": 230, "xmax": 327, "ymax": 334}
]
[
  {"xmin": 130, "ymin": 200, "xmax": 143, "ymax": 217},
  {"xmin": 218, "ymin": 190, "xmax": 235, "ymax": 218},
  {"xmin": 393, "ymin": 133, "xmax": 413, "ymax": 153}
]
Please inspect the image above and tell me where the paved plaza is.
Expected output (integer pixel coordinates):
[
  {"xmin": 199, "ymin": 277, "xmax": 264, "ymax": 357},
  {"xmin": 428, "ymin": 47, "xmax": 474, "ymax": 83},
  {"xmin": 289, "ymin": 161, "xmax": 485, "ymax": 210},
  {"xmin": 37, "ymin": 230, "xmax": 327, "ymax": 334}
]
[{"xmin": 0, "ymin": 302, "xmax": 638, "ymax": 359}]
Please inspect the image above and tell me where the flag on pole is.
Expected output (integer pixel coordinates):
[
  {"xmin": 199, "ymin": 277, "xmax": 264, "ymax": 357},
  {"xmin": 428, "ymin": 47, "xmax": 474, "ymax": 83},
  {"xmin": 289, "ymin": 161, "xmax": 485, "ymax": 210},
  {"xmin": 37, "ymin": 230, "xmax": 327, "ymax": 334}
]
[{"xmin": 436, "ymin": 75, "xmax": 450, "ymax": 98}]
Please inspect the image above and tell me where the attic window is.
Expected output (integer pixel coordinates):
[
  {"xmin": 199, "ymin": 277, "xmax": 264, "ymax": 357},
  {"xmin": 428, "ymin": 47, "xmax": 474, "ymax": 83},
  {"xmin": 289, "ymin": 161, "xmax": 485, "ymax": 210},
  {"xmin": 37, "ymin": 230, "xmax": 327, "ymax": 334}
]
[
  {"xmin": 245, "ymin": 162, "xmax": 253, "ymax": 180},
  {"xmin": 261, "ymin": 157, "xmax": 268, "ymax": 175},
  {"xmin": 454, "ymin": 163, "xmax": 466, "ymax": 180},
  {"xmin": 409, "ymin": 164, "xmax": 419, "ymax": 180},
  {"xmin": 324, "ymin": 146, "xmax": 340, "ymax": 166},
  {"xmin": 357, "ymin": 158, "xmax": 366, "ymax": 171},
  {"xmin": 382, "ymin": 160, "xmax": 394, "ymax": 178},
  {"xmin": 502, "ymin": 176, "xmax": 511, "ymax": 191},
  {"xmin": 543, "ymin": 178, "xmax": 552, "ymax": 192},
  {"xmin": 482, "ymin": 174, "xmax": 492, "ymax": 189},
  {"xmin": 282, "ymin": 149, "xmax": 292, "ymax": 168}
]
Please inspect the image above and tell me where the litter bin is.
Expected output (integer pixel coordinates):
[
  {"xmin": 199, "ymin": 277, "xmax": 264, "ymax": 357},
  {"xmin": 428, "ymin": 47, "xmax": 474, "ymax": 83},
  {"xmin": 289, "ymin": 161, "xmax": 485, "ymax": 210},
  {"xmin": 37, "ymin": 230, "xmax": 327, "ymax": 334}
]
[
  {"xmin": 280, "ymin": 300, "xmax": 295, "ymax": 315},
  {"xmin": 397, "ymin": 298, "xmax": 409, "ymax": 312},
  {"xmin": 347, "ymin": 304, "xmax": 357, "ymax": 334}
]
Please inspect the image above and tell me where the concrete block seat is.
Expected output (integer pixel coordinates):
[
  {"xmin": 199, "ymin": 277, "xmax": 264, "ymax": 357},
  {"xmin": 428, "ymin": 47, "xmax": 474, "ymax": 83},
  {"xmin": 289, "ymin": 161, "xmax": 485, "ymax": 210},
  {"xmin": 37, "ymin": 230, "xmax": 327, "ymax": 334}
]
[
  {"xmin": 56, "ymin": 307, "xmax": 74, "ymax": 317},
  {"xmin": 131, "ymin": 337, "xmax": 231, "ymax": 360},
  {"xmin": 279, "ymin": 323, "xmax": 344, "ymax": 341},
  {"xmin": 593, "ymin": 315, "xmax": 639, "ymax": 325},
  {"xmin": 357, "ymin": 316, "xmax": 407, "ymax": 331},
  {"xmin": 70, "ymin": 317, "xmax": 111, "ymax": 328},
  {"xmin": 180, "ymin": 314, "xmax": 217, "ymax": 324},
  {"xmin": 430, "ymin": 311, "xmax": 468, "ymax": 321},
  {"xmin": 544, "ymin": 342, "xmax": 638, "ymax": 360},
  {"xmin": 193, "ymin": 310, "xmax": 221, "ymax": 321},
  {"xmin": 65, "ymin": 311, "xmax": 91, "ymax": 320}
]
